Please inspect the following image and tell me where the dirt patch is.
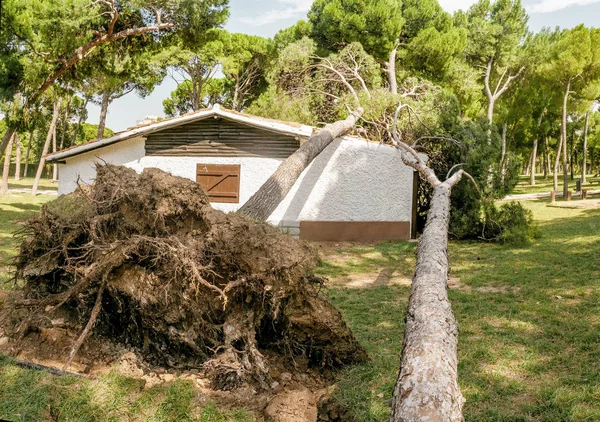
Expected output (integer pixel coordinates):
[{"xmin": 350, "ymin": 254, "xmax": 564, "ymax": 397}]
[
  {"xmin": 547, "ymin": 199, "xmax": 600, "ymax": 209},
  {"xmin": 1, "ymin": 165, "xmax": 367, "ymax": 418},
  {"xmin": 332, "ymin": 268, "xmax": 412, "ymax": 289},
  {"xmin": 266, "ymin": 388, "xmax": 318, "ymax": 422},
  {"xmin": 448, "ymin": 276, "xmax": 520, "ymax": 294}
]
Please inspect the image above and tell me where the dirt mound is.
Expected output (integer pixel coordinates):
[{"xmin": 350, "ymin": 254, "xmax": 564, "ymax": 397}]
[{"xmin": 2, "ymin": 165, "xmax": 367, "ymax": 391}]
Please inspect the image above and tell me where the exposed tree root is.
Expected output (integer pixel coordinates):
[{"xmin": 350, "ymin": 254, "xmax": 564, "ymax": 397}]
[{"xmin": 5, "ymin": 165, "xmax": 367, "ymax": 390}]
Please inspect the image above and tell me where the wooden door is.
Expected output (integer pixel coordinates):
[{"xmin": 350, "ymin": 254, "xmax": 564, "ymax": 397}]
[{"xmin": 196, "ymin": 164, "xmax": 240, "ymax": 203}]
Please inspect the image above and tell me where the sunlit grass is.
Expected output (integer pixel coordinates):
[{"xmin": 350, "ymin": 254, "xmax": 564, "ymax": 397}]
[
  {"xmin": 0, "ymin": 357, "xmax": 258, "ymax": 421},
  {"xmin": 510, "ymin": 174, "xmax": 600, "ymax": 195},
  {"xmin": 1, "ymin": 190, "xmax": 599, "ymax": 420},
  {"xmin": 7, "ymin": 177, "xmax": 58, "ymax": 191},
  {"xmin": 321, "ymin": 200, "xmax": 600, "ymax": 421},
  {"xmin": 0, "ymin": 193, "xmax": 55, "ymax": 288}
]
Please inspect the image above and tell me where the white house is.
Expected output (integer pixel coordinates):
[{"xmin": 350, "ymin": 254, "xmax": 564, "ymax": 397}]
[{"xmin": 46, "ymin": 105, "xmax": 419, "ymax": 241}]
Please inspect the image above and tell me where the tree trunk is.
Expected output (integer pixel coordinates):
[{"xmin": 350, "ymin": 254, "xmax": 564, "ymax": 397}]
[
  {"xmin": 525, "ymin": 153, "xmax": 532, "ymax": 176},
  {"xmin": 530, "ymin": 137, "xmax": 538, "ymax": 186},
  {"xmin": 0, "ymin": 127, "xmax": 17, "ymax": 163},
  {"xmin": 582, "ymin": 110, "xmax": 589, "ymax": 184},
  {"xmin": 32, "ymin": 98, "xmax": 62, "ymax": 196},
  {"xmin": 0, "ymin": 133, "xmax": 15, "ymax": 195},
  {"xmin": 561, "ymin": 79, "xmax": 570, "ymax": 198},
  {"xmin": 52, "ymin": 121, "xmax": 58, "ymax": 182},
  {"xmin": 97, "ymin": 88, "xmax": 110, "ymax": 139},
  {"xmin": 389, "ymin": 182, "xmax": 465, "ymax": 422},
  {"xmin": 238, "ymin": 108, "xmax": 363, "ymax": 220},
  {"xmin": 500, "ymin": 123, "xmax": 507, "ymax": 184},
  {"xmin": 387, "ymin": 47, "xmax": 398, "ymax": 95},
  {"xmin": 553, "ymin": 136, "xmax": 562, "ymax": 193},
  {"xmin": 14, "ymin": 133, "xmax": 21, "ymax": 181},
  {"xmin": 543, "ymin": 137, "xmax": 550, "ymax": 179},
  {"xmin": 24, "ymin": 131, "xmax": 33, "ymax": 178}
]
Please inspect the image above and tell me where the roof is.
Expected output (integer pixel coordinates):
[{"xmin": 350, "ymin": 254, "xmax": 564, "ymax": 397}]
[{"xmin": 46, "ymin": 104, "xmax": 315, "ymax": 162}]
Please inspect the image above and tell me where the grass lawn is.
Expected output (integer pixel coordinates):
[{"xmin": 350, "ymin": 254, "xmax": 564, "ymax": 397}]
[
  {"xmin": 318, "ymin": 200, "xmax": 600, "ymax": 421},
  {"xmin": 7, "ymin": 177, "xmax": 58, "ymax": 191},
  {"xmin": 1, "ymin": 190, "xmax": 599, "ymax": 421},
  {"xmin": 510, "ymin": 174, "xmax": 600, "ymax": 195},
  {"xmin": 0, "ymin": 193, "xmax": 56, "ymax": 287}
]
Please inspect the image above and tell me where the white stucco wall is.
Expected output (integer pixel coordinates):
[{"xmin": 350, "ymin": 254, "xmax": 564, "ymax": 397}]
[
  {"xmin": 268, "ymin": 137, "xmax": 415, "ymax": 227},
  {"xmin": 57, "ymin": 137, "xmax": 146, "ymax": 195},
  {"xmin": 127, "ymin": 156, "xmax": 285, "ymax": 213},
  {"xmin": 58, "ymin": 136, "xmax": 415, "ymax": 230}
]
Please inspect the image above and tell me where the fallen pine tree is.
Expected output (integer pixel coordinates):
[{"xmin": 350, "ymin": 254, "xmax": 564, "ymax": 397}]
[{"xmin": 3, "ymin": 164, "xmax": 367, "ymax": 390}]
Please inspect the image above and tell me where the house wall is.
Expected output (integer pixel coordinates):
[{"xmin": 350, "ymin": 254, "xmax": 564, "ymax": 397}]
[
  {"xmin": 268, "ymin": 137, "xmax": 415, "ymax": 239},
  {"xmin": 57, "ymin": 135, "xmax": 416, "ymax": 240},
  {"xmin": 57, "ymin": 137, "xmax": 146, "ymax": 195},
  {"xmin": 127, "ymin": 156, "xmax": 285, "ymax": 214}
]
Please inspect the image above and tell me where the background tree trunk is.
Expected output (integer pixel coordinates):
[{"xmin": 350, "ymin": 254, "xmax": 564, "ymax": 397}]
[
  {"xmin": 553, "ymin": 138, "xmax": 561, "ymax": 193},
  {"xmin": 52, "ymin": 122, "xmax": 58, "ymax": 182},
  {"xmin": 238, "ymin": 109, "xmax": 363, "ymax": 220},
  {"xmin": 389, "ymin": 182, "xmax": 464, "ymax": 422},
  {"xmin": 561, "ymin": 79, "xmax": 570, "ymax": 198},
  {"xmin": 582, "ymin": 110, "xmax": 589, "ymax": 184},
  {"xmin": 97, "ymin": 88, "xmax": 110, "ymax": 139},
  {"xmin": 500, "ymin": 123, "xmax": 507, "ymax": 184},
  {"xmin": 24, "ymin": 131, "xmax": 33, "ymax": 178},
  {"xmin": 388, "ymin": 47, "xmax": 398, "ymax": 95},
  {"xmin": 32, "ymin": 98, "xmax": 62, "ymax": 196},
  {"xmin": 0, "ymin": 134, "xmax": 15, "ymax": 195},
  {"xmin": 544, "ymin": 137, "xmax": 550, "ymax": 179},
  {"xmin": 530, "ymin": 137, "xmax": 538, "ymax": 185},
  {"xmin": 14, "ymin": 134, "xmax": 21, "ymax": 181}
]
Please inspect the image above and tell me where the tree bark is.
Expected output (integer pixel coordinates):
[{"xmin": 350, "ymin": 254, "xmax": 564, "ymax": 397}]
[
  {"xmin": 543, "ymin": 137, "xmax": 550, "ymax": 179},
  {"xmin": 561, "ymin": 79, "xmax": 571, "ymax": 198},
  {"xmin": 14, "ymin": 133, "xmax": 21, "ymax": 181},
  {"xmin": 389, "ymin": 182, "xmax": 465, "ymax": 422},
  {"xmin": 582, "ymin": 110, "xmax": 590, "ymax": 184},
  {"xmin": 32, "ymin": 98, "xmax": 62, "ymax": 196},
  {"xmin": 52, "ymin": 120, "xmax": 58, "ymax": 182},
  {"xmin": 0, "ymin": 127, "xmax": 16, "ymax": 163},
  {"xmin": 387, "ymin": 47, "xmax": 398, "ymax": 95},
  {"xmin": 553, "ymin": 136, "xmax": 562, "ymax": 193},
  {"xmin": 530, "ymin": 137, "xmax": 538, "ymax": 185},
  {"xmin": 238, "ymin": 108, "xmax": 363, "ymax": 221},
  {"xmin": 24, "ymin": 131, "xmax": 33, "ymax": 178},
  {"xmin": 0, "ymin": 133, "xmax": 15, "ymax": 195},
  {"xmin": 97, "ymin": 88, "xmax": 110, "ymax": 139},
  {"xmin": 500, "ymin": 123, "xmax": 507, "ymax": 184}
]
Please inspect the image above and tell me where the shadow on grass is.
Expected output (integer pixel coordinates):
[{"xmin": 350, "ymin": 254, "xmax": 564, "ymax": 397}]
[
  {"xmin": 324, "ymin": 204, "xmax": 600, "ymax": 421},
  {"xmin": 0, "ymin": 356, "xmax": 256, "ymax": 422}
]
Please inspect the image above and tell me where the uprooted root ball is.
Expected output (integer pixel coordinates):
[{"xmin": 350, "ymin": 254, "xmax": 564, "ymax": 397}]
[{"xmin": 4, "ymin": 165, "xmax": 367, "ymax": 390}]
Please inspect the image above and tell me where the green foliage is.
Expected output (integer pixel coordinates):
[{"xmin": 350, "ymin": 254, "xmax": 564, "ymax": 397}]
[
  {"xmin": 163, "ymin": 78, "xmax": 230, "ymax": 117},
  {"xmin": 77, "ymin": 123, "xmax": 114, "ymax": 143},
  {"xmin": 483, "ymin": 201, "xmax": 539, "ymax": 245},
  {"xmin": 308, "ymin": 0, "xmax": 404, "ymax": 60}
]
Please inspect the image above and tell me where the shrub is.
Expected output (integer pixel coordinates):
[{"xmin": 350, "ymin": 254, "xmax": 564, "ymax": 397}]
[{"xmin": 483, "ymin": 201, "xmax": 540, "ymax": 245}]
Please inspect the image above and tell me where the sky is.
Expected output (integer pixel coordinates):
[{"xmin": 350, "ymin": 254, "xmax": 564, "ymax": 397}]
[{"xmin": 87, "ymin": 0, "xmax": 600, "ymax": 133}]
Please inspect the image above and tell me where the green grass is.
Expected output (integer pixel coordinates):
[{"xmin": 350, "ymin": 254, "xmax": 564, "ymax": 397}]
[
  {"xmin": 1, "ymin": 189, "xmax": 599, "ymax": 420},
  {"xmin": 0, "ymin": 356, "xmax": 257, "ymax": 421},
  {"xmin": 0, "ymin": 193, "xmax": 55, "ymax": 287},
  {"xmin": 7, "ymin": 177, "xmax": 58, "ymax": 191},
  {"xmin": 319, "ymin": 200, "xmax": 600, "ymax": 421},
  {"xmin": 510, "ymin": 174, "xmax": 600, "ymax": 195}
]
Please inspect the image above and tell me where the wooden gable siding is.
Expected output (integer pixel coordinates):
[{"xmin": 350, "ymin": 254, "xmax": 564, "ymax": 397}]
[{"xmin": 145, "ymin": 117, "xmax": 301, "ymax": 158}]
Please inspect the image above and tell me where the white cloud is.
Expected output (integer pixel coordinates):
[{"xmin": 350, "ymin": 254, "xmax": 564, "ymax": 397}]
[
  {"xmin": 238, "ymin": 0, "xmax": 312, "ymax": 26},
  {"xmin": 526, "ymin": 0, "xmax": 600, "ymax": 13},
  {"xmin": 437, "ymin": 0, "xmax": 478, "ymax": 13}
]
